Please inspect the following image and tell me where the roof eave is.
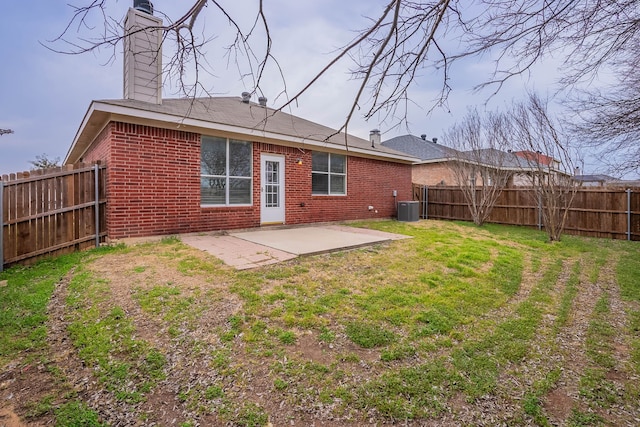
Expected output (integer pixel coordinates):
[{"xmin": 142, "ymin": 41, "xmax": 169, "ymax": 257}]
[
  {"xmin": 65, "ymin": 102, "xmax": 108, "ymax": 164},
  {"xmin": 66, "ymin": 102, "xmax": 419, "ymax": 164},
  {"xmin": 412, "ymin": 157, "xmax": 564, "ymax": 174}
]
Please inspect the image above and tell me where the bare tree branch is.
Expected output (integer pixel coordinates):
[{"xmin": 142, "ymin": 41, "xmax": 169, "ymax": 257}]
[
  {"xmin": 508, "ymin": 92, "xmax": 582, "ymax": 241},
  {"xmin": 443, "ymin": 108, "xmax": 514, "ymax": 226},
  {"xmin": 49, "ymin": 1, "xmax": 640, "ymax": 172}
]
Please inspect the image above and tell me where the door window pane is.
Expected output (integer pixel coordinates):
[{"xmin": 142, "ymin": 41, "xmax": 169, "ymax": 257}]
[{"xmin": 265, "ymin": 160, "xmax": 280, "ymax": 207}]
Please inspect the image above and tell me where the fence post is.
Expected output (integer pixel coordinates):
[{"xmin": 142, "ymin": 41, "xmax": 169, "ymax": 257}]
[
  {"xmin": 94, "ymin": 164, "xmax": 100, "ymax": 248},
  {"xmin": 627, "ymin": 188, "xmax": 632, "ymax": 241},
  {"xmin": 537, "ymin": 192, "xmax": 542, "ymax": 231},
  {"xmin": 424, "ymin": 186, "xmax": 428, "ymax": 219},
  {"xmin": 0, "ymin": 180, "xmax": 3, "ymax": 272}
]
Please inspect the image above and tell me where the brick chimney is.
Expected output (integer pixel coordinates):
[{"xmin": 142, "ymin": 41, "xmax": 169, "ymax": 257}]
[{"xmin": 123, "ymin": 1, "xmax": 163, "ymax": 104}]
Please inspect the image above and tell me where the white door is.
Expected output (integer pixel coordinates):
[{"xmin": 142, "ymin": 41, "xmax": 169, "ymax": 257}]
[{"xmin": 260, "ymin": 154, "xmax": 285, "ymax": 224}]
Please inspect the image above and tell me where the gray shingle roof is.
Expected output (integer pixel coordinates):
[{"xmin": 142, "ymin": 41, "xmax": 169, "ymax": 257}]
[
  {"xmin": 573, "ymin": 174, "xmax": 619, "ymax": 182},
  {"xmin": 66, "ymin": 97, "xmax": 419, "ymax": 164},
  {"xmin": 468, "ymin": 148, "xmax": 536, "ymax": 169},
  {"xmin": 98, "ymin": 97, "xmax": 413, "ymax": 158},
  {"xmin": 381, "ymin": 134, "xmax": 458, "ymax": 161},
  {"xmin": 382, "ymin": 135, "xmax": 547, "ymax": 170}
]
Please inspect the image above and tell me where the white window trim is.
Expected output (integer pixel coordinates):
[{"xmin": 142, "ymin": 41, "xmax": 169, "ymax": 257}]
[
  {"xmin": 200, "ymin": 137, "xmax": 253, "ymax": 207},
  {"xmin": 312, "ymin": 152, "xmax": 347, "ymax": 196}
]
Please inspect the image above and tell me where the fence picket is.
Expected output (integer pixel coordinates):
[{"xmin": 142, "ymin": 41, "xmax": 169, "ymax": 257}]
[
  {"xmin": 413, "ymin": 184, "xmax": 640, "ymax": 241},
  {"xmin": 1, "ymin": 163, "xmax": 107, "ymax": 269}
]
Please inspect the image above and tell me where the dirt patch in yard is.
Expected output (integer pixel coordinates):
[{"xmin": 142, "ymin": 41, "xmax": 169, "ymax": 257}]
[{"xmin": 2, "ymin": 230, "xmax": 640, "ymax": 426}]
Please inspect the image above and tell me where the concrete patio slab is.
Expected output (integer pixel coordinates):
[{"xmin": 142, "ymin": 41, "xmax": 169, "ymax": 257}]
[
  {"xmin": 181, "ymin": 234, "xmax": 297, "ymax": 270},
  {"xmin": 231, "ymin": 225, "xmax": 407, "ymax": 255},
  {"xmin": 180, "ymin": 224, "xmax": 409, "ymax": 269}
]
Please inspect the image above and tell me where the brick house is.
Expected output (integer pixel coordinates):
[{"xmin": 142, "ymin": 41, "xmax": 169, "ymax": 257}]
[
  {"xmin": 381, "ymin": 134, "xmax": 459, "ymax": 186},
  {"xmin": 63, "ymin": 5, "xmax": 417, "ymax": 240},
  {"xmin": 382, "ymin": 134, "xmax": 559, "ymax": 187}
]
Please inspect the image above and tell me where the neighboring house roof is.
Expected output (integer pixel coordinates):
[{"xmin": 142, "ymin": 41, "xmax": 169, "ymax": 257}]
[
  {"xmin": 513, "ymin": 150, "xmax": 556, "ymax": 166},
  {"xmin": 381, "ymin": 135, "xmax": 546, "ymax": 172},
  {"xmin": 573, "ymin": 174, "xmax": 619, "ymax": 183},
  {"xmin": 380, "ymin": 134, "xmax": 458, "ymax": 162},
  {"xmin": 465, "ymin": 148, "xmax": 536, "ymax": 170},
  {"xmin": 65, "ymin": 97, "xmax": 418, "ymax": 164},
  {"xmin": 572, "ymin": 175, "xmax": 640, "ymax": 187}
]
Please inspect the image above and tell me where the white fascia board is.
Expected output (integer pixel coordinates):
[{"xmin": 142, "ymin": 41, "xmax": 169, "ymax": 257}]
[
  {"xmin": 65, "ymin": 101, "xmax": 99, "ymax": 164},
  {"xmin": 62, "ymin": 101, "xmax": 111, "ymax": 164},
  {"xmin": 91, "ymin": 102, "xmax": 419, "ymax": 163},
  {"xmin": 414, "ymin": 158, "xmax": 450, "ymax": 165}
]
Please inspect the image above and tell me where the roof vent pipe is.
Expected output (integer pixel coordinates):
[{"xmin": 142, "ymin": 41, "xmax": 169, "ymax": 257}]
[
  {"xmin": 241, "ymin": 92, "xmax": 251, "ymax": 103},
  {"xmin": 421, "ymin": 134, "xmax": 427, "ymax": 140},
  {"xmin": 258, "ymin": 96, "xmax": 267, "ymax": 107},
  {"xmin": 370, "ymin": 129, "xmax": 381, "ymax": 148},
  {"xmin": 133, "ymin": 0, "xmax": 153, "ymax": 15}
]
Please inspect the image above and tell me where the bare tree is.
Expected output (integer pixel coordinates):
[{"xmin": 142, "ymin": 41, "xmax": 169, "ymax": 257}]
[
  {"xmin": 461, "ymin": 1, "xmax": 639, "ymax": 178},
  {"xmin": 50, "ymin": 1, "xmax": 640, "ymax": 162},
  {"xmin": 566, "ymin": 33, "xmax": 640, "ymax": 176},
  {"xmin": 48, "ymin": 1, "xmax": 276, "ymax": 100},
  {"xmin": 30, "ymin": 154, "xmax": 61, "ymax": 170},
  {"xmin": 442, "ymin": 108, "xmax": 514, "ymax": 226},
  {"xmin": 508, "ymin": 93, "xmax": 582, "ymax": 242}
]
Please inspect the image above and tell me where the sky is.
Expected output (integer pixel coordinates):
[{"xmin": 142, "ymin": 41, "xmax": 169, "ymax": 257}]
[{"xmin": 0, "ymin": 1, "xmax": 629, "ymax": 177}]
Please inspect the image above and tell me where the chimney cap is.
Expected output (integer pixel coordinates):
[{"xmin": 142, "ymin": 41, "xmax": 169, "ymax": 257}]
[
  {"xmin": 258, "ymin": 96, "xmax": 267, "ymax": 106},
  {"xmin": 241, "ymin": 92, "xmax": 251, "ymax": 103},
  {"xmin": 420, "ymin": 134, "xmax": 427, "ymax": 140},
  {"xmin": 133, "ymin": 0, "xmax": 153, "ymax": 15},
  {"xmin": 432, "ymin": 137, "xmax": 438, "ymax": 144}
]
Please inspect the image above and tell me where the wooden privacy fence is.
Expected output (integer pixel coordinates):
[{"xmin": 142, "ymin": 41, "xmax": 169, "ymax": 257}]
[
  {"xmin": 1, "ymin": 163, "xmax": 107, "ymax": 271},
  {"xmin": 413, "ymin": 184, "xmax": 640, "ymax": 241}
]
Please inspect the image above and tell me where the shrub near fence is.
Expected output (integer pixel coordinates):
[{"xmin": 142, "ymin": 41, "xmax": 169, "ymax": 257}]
[
  {"xmin": 413, "ymin": 184, "xmax": 640, "ymax": 241},
  {"xmin": 1, "ymin": 163, "xmax": 107, "ymax": 271}
]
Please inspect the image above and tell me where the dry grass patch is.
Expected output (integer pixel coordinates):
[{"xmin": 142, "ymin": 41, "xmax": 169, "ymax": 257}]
[{"xmin": 1, "ymin": 221, "xmax": 639, "ymax": 426}]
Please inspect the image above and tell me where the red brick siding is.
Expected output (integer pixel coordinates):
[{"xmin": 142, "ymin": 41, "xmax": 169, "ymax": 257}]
[
  {"xmin": 256, "ymin": 145, "xmax": 412, "ymax": 225},
  {"xmin": 82, "ymin": 124, "xmax": 112, "ymax": 164},
  {"xmin": 107, "ymin": 123, "xmax": 201, "ymax": 237},
  {"xmin": 412, "ymin": 162, "xmax": 459, "ymax": 186},
  {"xmin": 302, "ymin": 155, "xmax": 411, "ymax": 223},
  {"xmin": 82, "ymin": 124, "xmax": 116, "ymax": 235},
  {"xmin": 81, "ymin": 121, "xmax": 412, "ymax": 239}
]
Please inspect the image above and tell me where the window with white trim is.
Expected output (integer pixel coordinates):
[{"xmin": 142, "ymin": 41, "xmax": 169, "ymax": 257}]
[
  {"xmin": 200, "ymin": 136, "xmax": 252, "ymax": 205},
  {"xmin": 312, "ymin": 152, "xmax": 346, "ymax": 195}
]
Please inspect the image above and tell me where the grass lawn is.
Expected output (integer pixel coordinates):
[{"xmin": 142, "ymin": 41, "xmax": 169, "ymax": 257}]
[{"xmin": 1, "ymin": 220, "xmax": 639, "ymax": 426}]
